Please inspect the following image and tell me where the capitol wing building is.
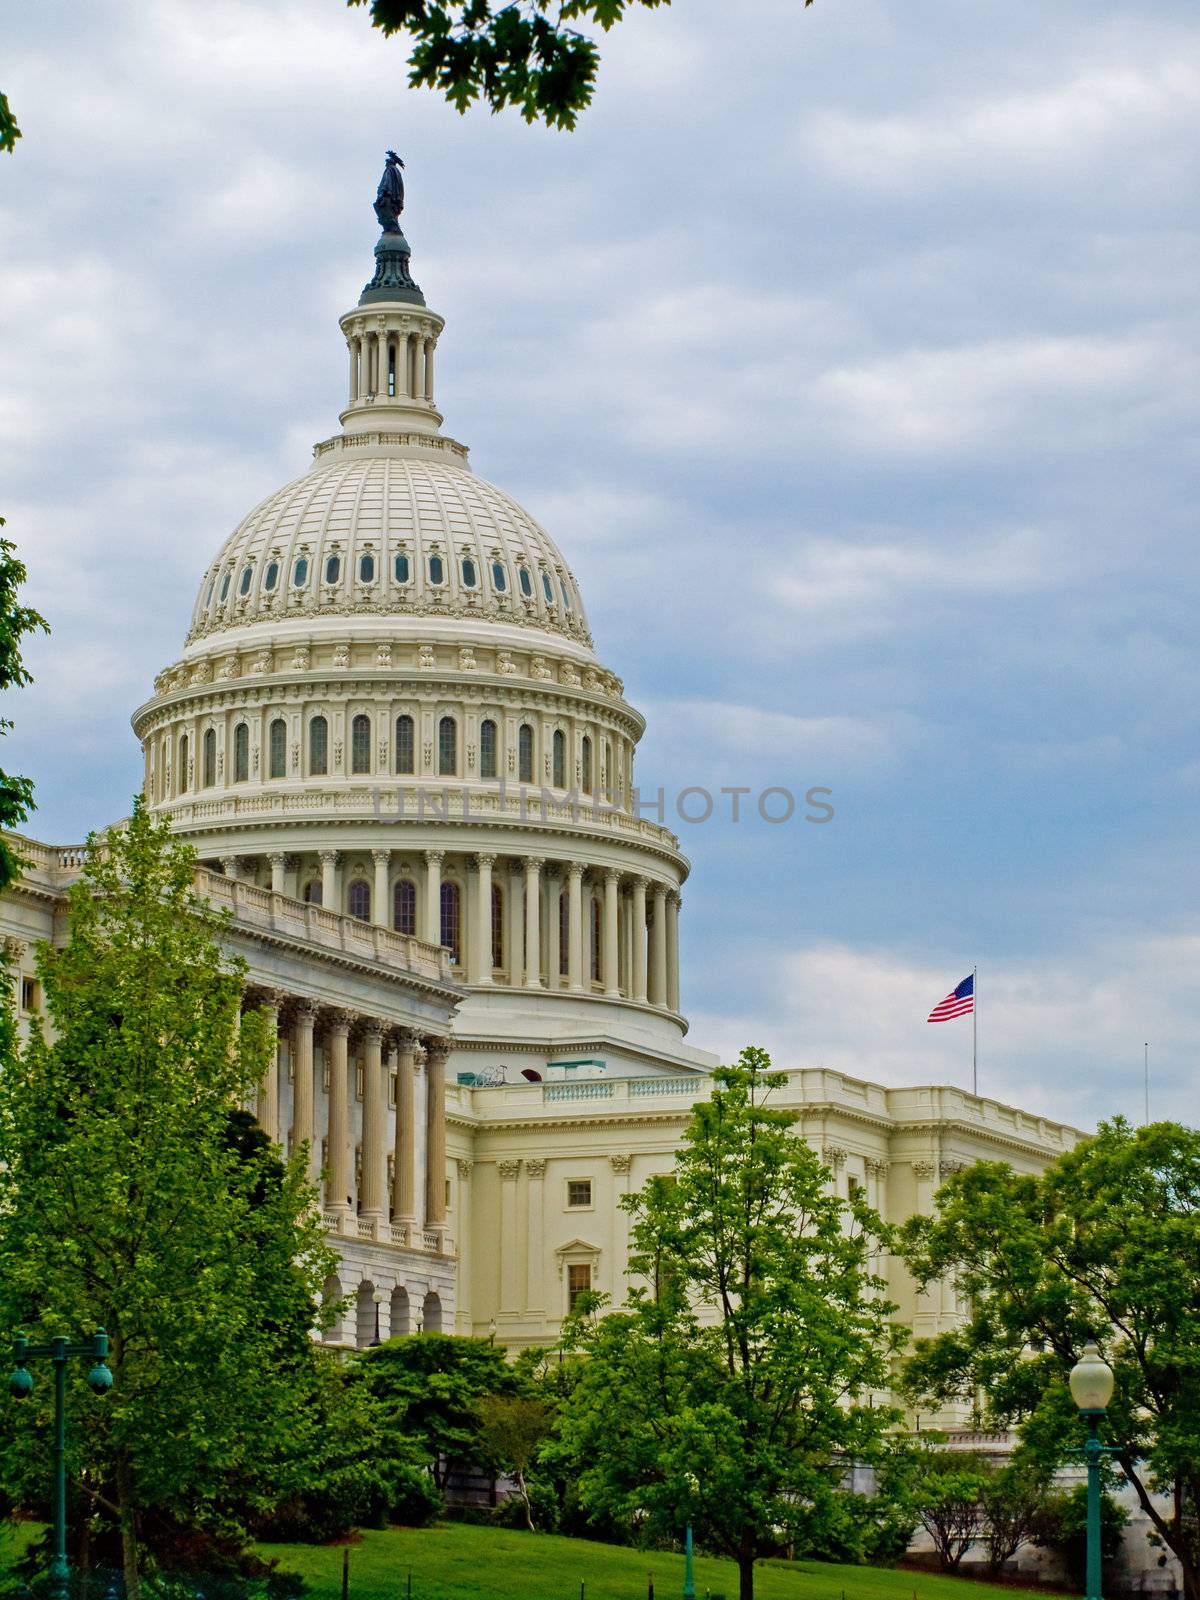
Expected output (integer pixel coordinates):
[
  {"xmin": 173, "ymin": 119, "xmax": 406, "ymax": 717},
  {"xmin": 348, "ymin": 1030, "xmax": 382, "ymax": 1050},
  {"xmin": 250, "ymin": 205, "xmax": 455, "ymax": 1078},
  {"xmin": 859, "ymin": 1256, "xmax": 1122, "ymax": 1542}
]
[{"xmin": 0, "ymin": 192, "xmax": 1079, "ymax": 1368}]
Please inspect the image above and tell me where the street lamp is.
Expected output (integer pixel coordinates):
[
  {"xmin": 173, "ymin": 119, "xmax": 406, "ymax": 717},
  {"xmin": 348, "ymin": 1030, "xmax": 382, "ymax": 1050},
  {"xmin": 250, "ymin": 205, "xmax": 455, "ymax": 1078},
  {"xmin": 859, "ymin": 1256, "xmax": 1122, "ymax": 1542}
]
[
  {"xmin": 488, "ymin": 1317, "xmax": 497, "ymax": 1346},
  {"xmin": 1069, "ymin": 1337, "xmax": 1116, "ymax": 1600},
  {"xmin": 8, "ymin": 1329, "xmax": 114, "ymax": 1600},
  {"xmin": 682, "ymin": 1473, "xmax": 699, "ymax": 1600},
  {"xmin": 371, "ymin": 1288, "xmax": 386, "ymax": 1346}
]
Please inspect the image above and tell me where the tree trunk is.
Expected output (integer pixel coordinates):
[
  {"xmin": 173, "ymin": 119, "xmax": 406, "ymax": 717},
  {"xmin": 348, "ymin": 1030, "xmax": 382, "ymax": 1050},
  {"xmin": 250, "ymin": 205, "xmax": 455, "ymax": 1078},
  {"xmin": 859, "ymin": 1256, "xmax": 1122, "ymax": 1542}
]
[
  {"xmin": 738, "ymin": 1531, "xmax": 756, "ymax": 1600},
  {"xmin": 516, "ymin": 1468, "xmax": 534, "ymax": 1532},
  {"xmin": 114, "ymin": 1452, "xmax": 141, "ymax": 1600}
]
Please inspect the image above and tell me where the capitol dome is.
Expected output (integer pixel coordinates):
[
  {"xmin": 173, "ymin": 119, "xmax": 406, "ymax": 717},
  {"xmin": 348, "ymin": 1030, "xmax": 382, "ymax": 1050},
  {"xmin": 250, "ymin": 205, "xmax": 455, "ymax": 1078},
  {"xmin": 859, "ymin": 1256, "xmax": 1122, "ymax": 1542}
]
[{"xmin": 188, "ymin": 450, "xmax": 592, "ymax": 653}]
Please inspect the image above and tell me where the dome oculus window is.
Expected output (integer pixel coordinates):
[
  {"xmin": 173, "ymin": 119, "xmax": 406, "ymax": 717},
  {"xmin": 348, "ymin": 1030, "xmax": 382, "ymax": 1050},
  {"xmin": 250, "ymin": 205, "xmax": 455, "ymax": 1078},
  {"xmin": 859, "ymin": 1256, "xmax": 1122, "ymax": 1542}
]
[
  {"xmin": 359, "ymin": 553, "xmax": 376, "ymax": 583},
  {"xmin": 264, "ymin": 561, "xmax": 280, "ymax": 592},
  {"xmin": 394, "ymin": 553, "xmax": 410, "ymax": 584},
  {"xmin": 461, "ymin": 557, "xmax": 477, "ymax": 588},
  {"xmin": 491, "ymin": 561, "xmax": 507, "ymax": 593},
  {"xmin": 518, "ymin": 566, "xmax": 533, "ymax": 598},
  {"xmin": 292, "ymin": 557, "xmax": 309, "ymax": 588},
  {"xmin": 324, "ymin": 554, "xmax": 341, "ymax": 585},
  {"xmin": 428, "ymin": 554, "xmax": 445, "ymax": 585},
  {"xmin": 541, "ymin": 572, "xmax": 554, "ymax": 604}
]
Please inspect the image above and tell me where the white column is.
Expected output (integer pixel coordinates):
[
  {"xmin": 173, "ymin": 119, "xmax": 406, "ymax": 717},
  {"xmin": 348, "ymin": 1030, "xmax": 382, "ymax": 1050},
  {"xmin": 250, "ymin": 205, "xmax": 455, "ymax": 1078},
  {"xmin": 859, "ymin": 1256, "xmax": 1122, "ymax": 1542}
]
[
  {"xmin": 650, "ymin": 884, "xmax": 668, "ymax": 1007},
  {"xmin": 603, "ymin": 868, "xmax": 620, "ymax": 997},
  {"xmin": 290, "ymin": 1002, "xmax": 318, "ymax": 1188},
  {"xmin": 360, "ymin": 1021, "xmax": 387, "ymax": 1226},
  {"xmin": 525, "ymin": 1159, "xmax": 546, "ymax": 1315},
  {"xmin": 320, "ymin": 849, "xmax": 339, "ymax": 910},
  {"xmin": 412, "ymin": 334, "xmax": 426, "ymax": 404},
  {"xmin": 347, "ymin": 335, "xmax": 358, "ymax": 406},
  {"xmin": 498, "ymin": 1159, "xmax": 521, "ymax": 1315},
  {"xmin": 325, "ymin": 1012, "xmax": 352, "ymax": 1219},
  {"xmin": 423, "ymin": 337, "xmax": 435, "ymax": 401},
  {"xmin": 392, "ymin": 1029, "xmax": 418, "ymax": 1227},
  {"xmin": 524, "ymin": 856, "xmax": 543, "ymax": 988},
  {"xmin": 424, "ymin": 1036, "xmax": 449, "ymax": 1228},
  {"xmin": 256, "ymin": 991, "xmax": 282, "ymax": 1143},
  {"xmin": 268, "ymin": 853, "xmax": 287, "ymax": 894},
  {"xmin": 221, "ymin": 856, "xmax": 240, "ymax": 881},
  {"xmin": 631, "ymin": 876, "xmax": 648, "ymax": 1001},
  {"xmin": 424, "ymin": 848, "xmax": 444, "ymax": 945},
  {"xmin": 546, "ymin": 868, "xmax": 561, "ymax": 991},
  {"xmin": 506, "ymin": 860, "xmax": 523, "ymax": 985},
  {"xmin": 567, "ymin": 861, "xmax": 584, "ymax": 991},
  {"xmin": 472, "ymin": 853, "xmax": 495, "ymax": 985},
  {"xmin": 666, "ymin": 890, "xmax": 681, "ymax": 1012},
  {"xmin": 372, "ymin": 848, "xmax": 390, "ymax": 929}
]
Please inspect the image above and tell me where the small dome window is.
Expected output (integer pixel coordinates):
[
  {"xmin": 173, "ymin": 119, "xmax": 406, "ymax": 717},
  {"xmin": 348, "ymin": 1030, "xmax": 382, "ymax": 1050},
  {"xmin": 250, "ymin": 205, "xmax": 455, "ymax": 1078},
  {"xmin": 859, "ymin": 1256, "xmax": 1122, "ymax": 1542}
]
[
  {"xmin": 264, "ymin": 561, "xmax": 280, "ymax": 592},
  {"xmin": 239, "ymin": 565, "xmax": 254, "ymax": 597},
  {"xmin": 491, "ymin": 561, "xmax": 508, "ymax": 593},
  {"xmin": 359, "ymin": 553, "xmax": 376, "ymax": 583},
  {"xmin": 518, "ymin": 566, "xmax": 533, "ymax": 598},
  {"xmin": 204, "ymin": 578, "xmax": 215, "ymax": 607},
  {"xmin": 428, "ymin": 554, "xmax": 445, "ymax": 585},
  {"xmin": 325, "ymin": 554, "xmax": 341, "ymax": 585},
  {"xmin": 219, "ymin": 573, "xmax": 231, "ymax": 603},
  {"xmin": 541, "ymin": 572, "xmax": 554, "ymax": 604},
  {"xmin": 461, "ymin": 557, "xmax": 477, "ymax": 588},
  {"xmin": 394, "ymin": 553, "xmax": 410, "ymax": 584},
  {"xmin": 292, "ymin": 557, "xmax": 309, "ymax": 587},
  {"xmin": 560, "ymin": 578, "xmax": 572, "ymax": 610}
]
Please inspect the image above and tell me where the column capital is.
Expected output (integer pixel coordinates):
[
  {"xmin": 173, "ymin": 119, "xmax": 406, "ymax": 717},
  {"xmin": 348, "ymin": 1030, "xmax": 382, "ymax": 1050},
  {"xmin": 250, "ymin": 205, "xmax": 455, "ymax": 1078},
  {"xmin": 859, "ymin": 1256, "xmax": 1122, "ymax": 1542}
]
[
  {"xmin": 567, "ymin": 859, "xmax": 586, "ymax": 881},
  {"xmin": 247, "ymin": 984, "xmax": 288, "ymax": 1014},
  {"xmin": 371, "ymin": 847, "xmax": 391, "ymax": 865},
  {"xmin": 497, "ymin": 1159, "xmax": 522, "ymax": 1181},
  {"xmin": 423, "ymin": 1035, "xmax": 451, "ymax": 1067},
  {"xmin": 609, "ymin": 1153, "xmax": 633, "ymax": 1175},
  {"xmin": 358, "ymin": 1017, "xmax": 387, "ymax": 1044},
  {"xmin": 456, "ymin": 1158, "xmax": 474, "ymax": 1178},
  {"xmin": 267, "ymin": 851, "xmax": 287, "ymax": 868},
  {"xmin": 319, "ymin": 848, "xmax": 340, "ymax": 866},
  {"xmin": 522, "ymin": 855, "xmax": 545, "ymax": 872},
  {"xmin": 911, "ymin": 1158, "xmax": 938, "ymax": 1180},
  {"xmin": 425, "ymin": 848, "xmax": 445, "ymax": 867},
  {"xmin": 668, "ymin": 888, "xmax": 682, "ymax": 907},
  {"xmin": 604, "ymin": 865, "xmax": 621, "ymax": 884},
  {"xmin": 287, "ymin": 998, "xmax": 319, "ymax": 1027},
  {"xmin": 632, "ymin": 874, "xmax": 649, "ymax": 891},
  {"xmin": 525, "ymin": 1158, "xmax": 547, "ymax": 1178},
  {"xmin": 324, "ymin": 1007, "xmax": 354, "ymax": 1038},
  {"xmin": 475, "ymin": 851, "xmax": 497, "ymax": 869},
  {"xmin": 220, "ymin": 856, "xmax": 240, "ymax": 878}
]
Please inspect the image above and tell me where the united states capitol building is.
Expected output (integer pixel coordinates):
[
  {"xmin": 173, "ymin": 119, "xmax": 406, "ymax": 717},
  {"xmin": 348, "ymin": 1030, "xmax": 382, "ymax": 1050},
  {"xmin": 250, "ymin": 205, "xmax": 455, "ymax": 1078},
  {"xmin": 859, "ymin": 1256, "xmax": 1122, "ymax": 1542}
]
[{"xmin": 0, "ymin": 176, "xmax": 1080, "ymax": 1370}]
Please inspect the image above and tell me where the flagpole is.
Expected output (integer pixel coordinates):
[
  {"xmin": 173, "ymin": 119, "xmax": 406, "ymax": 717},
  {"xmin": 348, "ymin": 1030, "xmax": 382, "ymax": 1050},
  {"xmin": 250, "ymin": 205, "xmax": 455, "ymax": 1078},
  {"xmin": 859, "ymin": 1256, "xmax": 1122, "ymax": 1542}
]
[
  {"xmin": 973, "ymin": 965, "xmax": 978, "ymax": 1097},
  {"xmin": 1144, "ymin": 1041, "xmax": 1149, "ymax": 1125}
]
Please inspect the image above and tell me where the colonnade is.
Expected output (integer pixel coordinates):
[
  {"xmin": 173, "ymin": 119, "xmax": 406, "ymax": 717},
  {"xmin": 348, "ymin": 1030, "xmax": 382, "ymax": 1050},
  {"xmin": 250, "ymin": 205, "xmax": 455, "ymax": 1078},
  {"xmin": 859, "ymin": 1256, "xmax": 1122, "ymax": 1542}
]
[
  {"xmin": 232, "ymin": 850, "xmax": 682, "ymax": 1011},
  {"xmin": 348, "ymin": 326, "xmax": 435, "ymax": 406},
  {"xmin": 247, "ymin": 990, "xmax": 451, "ymax": 1250}
]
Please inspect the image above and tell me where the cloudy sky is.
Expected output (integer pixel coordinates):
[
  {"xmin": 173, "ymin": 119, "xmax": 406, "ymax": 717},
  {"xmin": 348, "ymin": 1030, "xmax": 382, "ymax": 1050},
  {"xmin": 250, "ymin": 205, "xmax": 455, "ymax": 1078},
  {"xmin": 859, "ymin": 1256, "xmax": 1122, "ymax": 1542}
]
[{"xmin": 3, "ymin": 0, "xmax": 1198, "ymax": 1130}]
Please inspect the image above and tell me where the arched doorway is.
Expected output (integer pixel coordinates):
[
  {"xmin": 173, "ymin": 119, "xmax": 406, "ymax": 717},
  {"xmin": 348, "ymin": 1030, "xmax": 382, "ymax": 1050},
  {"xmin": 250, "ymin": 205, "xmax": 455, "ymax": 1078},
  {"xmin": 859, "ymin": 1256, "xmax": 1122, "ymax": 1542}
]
[
  {"xmin": 422, "ymin": 1290, "xmax": 442, "ymax": 1334},
  {"xmin": 391, "ymin": 1284, "xmax": 410, "ymax": 1337},
  {"xmin": 356, "ymin": 1280, "xmax": 378, "ymax": 1348}
]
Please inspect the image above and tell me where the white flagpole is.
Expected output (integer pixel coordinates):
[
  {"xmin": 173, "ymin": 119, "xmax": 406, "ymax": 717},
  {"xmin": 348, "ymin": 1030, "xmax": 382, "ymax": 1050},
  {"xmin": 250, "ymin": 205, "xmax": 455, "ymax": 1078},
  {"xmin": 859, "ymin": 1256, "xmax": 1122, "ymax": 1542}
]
[
  {"xmin": 973, "ymin": 965, "xmax": 978, "ymax": 1097},
  {"xmin": 1144, "ymin": 1041, "xmax": 1149, "ymax": 1125}
]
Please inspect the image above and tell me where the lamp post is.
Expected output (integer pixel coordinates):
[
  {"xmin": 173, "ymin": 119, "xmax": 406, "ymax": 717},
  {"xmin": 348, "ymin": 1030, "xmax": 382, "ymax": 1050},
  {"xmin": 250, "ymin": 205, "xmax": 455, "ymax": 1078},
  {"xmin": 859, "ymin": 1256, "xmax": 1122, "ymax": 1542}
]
[
  {"xmin": 371, "ymin": 1288, "xmax": 386, "ymax": 1346},
  {"xmin": 682, "ymin": 1473, "xmax": 698, "ymax": 1600},
  {"xmin": 8, "ymin": 1329, "xmax": 115, "ymax": 1600},
  {"xmin": 1069, "ymin": 1337, "xmax": 1116, "ymax": 1600},
  {"xmin": 488, "ymin": 1317, "xmax": 497, "ymax": 1346}
]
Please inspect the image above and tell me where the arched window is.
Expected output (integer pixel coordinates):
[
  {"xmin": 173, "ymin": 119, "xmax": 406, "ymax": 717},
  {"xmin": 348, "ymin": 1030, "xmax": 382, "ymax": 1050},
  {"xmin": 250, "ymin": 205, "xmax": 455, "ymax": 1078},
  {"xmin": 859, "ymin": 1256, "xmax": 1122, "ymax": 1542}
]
[
  {"xmin": 559, "ymin": 887, "xmax": 570, "ymax": 976},
  {"xmin": 325, "ymin": 554, "xmax": 341, "ymax": 585},
  {"xmin": 303, "ymin": 880, "xmax": 323, "ymax": 906},
  {"xmin": 438, "ymin": 716, "xmax": 457, "ymax": 776},
  {"xmin": 542, "ymin": 571, "xmax": 555, "ymax": 605},
  {"xmin": 440, "ymin": 881, "xmax": 461, "ymax": 962},
  {"xmin": 491, "ymin": 884, "xmax": 504, "ymax": 970},
  {"xmin": 461, "ymin": 556, "xmax": 477, "ymax": 588},
  {"xmin": 394, "ymin": 552, "xmax": 410, "ymax": 584},
  {"xmin": 591, "ymin": 896, "xmax": 602, "ymax": 982},
  {"xmin": 351, "ymin": 714, "xmax": 371, "ymax": 774},
  {"xmin": 518, "ymin": 723, "xmax": 534, "ymax": 784},
  {"xmin": 239, "ymin": 565, "xmax": 253, "ymax": 596},
  {"xmin": 359, "ymin": 552, "xmax": 376, "ymax": 583},
  {"xmin": 428, "ymin": 554, "xmax": 445, "ymax": 585},
  {"xmin": 292, "ymin": 556, "xmax": 309, "ymax": 588},
  {"xmin": 604, "ymin": 738, "xmax": 613, "ymax": 796},
  {"xmin": 581, "ymin": 735, "xmax": 593, "ymax": 794},
  {"xmin": 348, "ymin": 880, "xmax": 371, "ymax": 922},
  {"xmin": 393, "ymin": 879, "xmax": 416, "ymax": 936},
  {"xmin": 480, "ymin": 718, "xmax": 497, "ymax": 780},
  {"xmin": 178, "ymin": 733, "xmax": 189, "ymax": 796},
  {"xmin": 309, "ymin": 716, "xmax": 329, "ymax": 776},
  {"xmin": 268, "ymin": 718, "xmax": 287, "ymax": 780},
  {"xmin": 395, "ymin": 714, "xmax": 415, "ymax": 775},
  {"xmin": 518, "ymin": 566, "xmax": 533, "ymax": 598},
  {"xmin": 233, "ymin": 723, "xmax": 249, "ymax": 783},
  {"xmin": 219, "ymin": 572, "xmax": 231, "ymax": 603},
  {"xmin": 264, "ymin": 560, "xmax": 280, "ymax": 592},
  {"xmin": 491, "ymin": 560, "xmax": 507, "ymax": 593},
  {"xmin": 203, "ymin": 728, "xmax": 216, "ymax": 788},
  {"xmin": 552, "ymin": 729, "xmax": 566, "ymax": 789}
]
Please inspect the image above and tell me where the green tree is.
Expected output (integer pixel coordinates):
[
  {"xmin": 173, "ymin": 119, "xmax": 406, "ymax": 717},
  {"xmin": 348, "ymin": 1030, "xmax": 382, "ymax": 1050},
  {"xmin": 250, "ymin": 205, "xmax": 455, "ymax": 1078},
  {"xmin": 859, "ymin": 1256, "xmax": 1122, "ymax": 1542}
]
[
  {"xmin": 901, "ymin": 1119, "xmax": 1200, "ymax": 1600},
  {"xmin": 346, "ymin": 0, "xmax": 814, "ymax": 129},
  {"xmin": 908, "ymin": 1448, "xmax": 990, "ymax": 1572},
  {"xmin": 0, "ymin": 527, "xmax": 49, "ymax": 888},
  {"xmin": 477, "ymin": 1395, "xmax": 552, "ymax": 1530},
  {"xmin": 0, "ymin": 800, "xmax": 337, "ymax": 1599},
  {"xmin": 554, "ymin": 1047, "xmax": 904, "ymax": 1600},
  {"xmin": 358, "ymin": 1333, "xmax": 518, "ymax": 1490},
  {"xmin": 0, "ymin": 92, "xmax": 18, "ymax": 154}
]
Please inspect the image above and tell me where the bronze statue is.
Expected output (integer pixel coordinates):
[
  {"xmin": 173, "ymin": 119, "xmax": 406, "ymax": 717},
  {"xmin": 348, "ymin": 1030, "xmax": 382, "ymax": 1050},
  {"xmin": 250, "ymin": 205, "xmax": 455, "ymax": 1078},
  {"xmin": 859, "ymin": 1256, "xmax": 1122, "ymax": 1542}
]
[{"xmin": 374, "ymin": 150, "xmax": 406, "ymax": 234}]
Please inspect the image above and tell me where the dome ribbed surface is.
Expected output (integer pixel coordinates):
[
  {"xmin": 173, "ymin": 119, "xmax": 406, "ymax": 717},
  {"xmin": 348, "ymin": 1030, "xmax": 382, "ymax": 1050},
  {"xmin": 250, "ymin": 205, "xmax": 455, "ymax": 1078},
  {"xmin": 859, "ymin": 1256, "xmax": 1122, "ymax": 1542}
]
[{"xmin": 188, "ymin": 454, "xmax": 591, "ymax": 647}]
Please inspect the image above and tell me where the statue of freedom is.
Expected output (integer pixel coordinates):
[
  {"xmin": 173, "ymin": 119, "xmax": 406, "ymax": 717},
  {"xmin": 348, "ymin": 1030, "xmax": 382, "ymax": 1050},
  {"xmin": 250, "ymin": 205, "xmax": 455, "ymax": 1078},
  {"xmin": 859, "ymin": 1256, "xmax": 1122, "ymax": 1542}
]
[{"xmin": 374, "ymin": 151, "xmax": 406, "ymax": 234}]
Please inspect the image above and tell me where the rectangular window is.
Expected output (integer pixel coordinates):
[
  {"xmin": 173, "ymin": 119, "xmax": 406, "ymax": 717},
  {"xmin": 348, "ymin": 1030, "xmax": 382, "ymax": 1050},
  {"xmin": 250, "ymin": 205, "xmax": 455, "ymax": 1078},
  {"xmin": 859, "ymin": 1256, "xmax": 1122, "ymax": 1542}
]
[
  {"xmin": 19, "ymin": 977, "xmax": 40, "ymax": 1013},
  {"xmin": 567, "ymin": 1179, "xmax": 592, "ymax": 1209},
  {"xmin": 847, "ymin": 1174, "xmax": 863, "ymax": 1200},
  {"xmin": 567, "ymin": 1263, "xmax": 592, "ymax": 1310},
  {"xmin": 389, "ymin": 1073, "xmax": 398, "ymax": 1108},
  {"xmin": 356, "ymin": 1064, "xmax": 365, "ymax": 1101}
]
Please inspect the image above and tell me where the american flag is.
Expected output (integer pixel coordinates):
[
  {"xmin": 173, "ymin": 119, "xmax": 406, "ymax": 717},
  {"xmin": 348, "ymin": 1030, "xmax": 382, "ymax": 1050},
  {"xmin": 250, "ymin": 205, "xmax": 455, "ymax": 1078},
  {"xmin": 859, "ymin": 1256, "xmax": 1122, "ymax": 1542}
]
[{"xmin": 927, "ymin": 973, "xmax": 974, "ymax": 1023}]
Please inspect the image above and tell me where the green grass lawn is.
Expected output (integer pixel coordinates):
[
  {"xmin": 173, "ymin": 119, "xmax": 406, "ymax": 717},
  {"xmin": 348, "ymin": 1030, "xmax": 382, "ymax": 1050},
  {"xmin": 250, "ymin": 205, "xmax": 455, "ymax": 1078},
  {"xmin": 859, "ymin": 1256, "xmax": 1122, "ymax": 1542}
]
[{"xmin": 258, "ymin": 1523, "xmax": 1057, "ymax": 1600}]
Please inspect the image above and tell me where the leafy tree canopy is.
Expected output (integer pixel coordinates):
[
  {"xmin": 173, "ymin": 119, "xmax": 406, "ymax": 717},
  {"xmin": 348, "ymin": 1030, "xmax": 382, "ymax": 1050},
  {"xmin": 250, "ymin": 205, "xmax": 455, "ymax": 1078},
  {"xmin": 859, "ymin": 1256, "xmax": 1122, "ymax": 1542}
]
[
  {"xmin": 553, "ymin": 1047, "xmax": 905, "ymax": 1600},
  {"xmin": 0, "ymin": 528, "xmax": 49, "ymax": 887},
  {"xmin": 900, "ymin": 1119, "xmax": 1200, "ymax": 1600},
  {"xmin": 0, "ymin": 800, "xmax": 337, "ymax": 1597},
  {"xmin": 348, "ymin": 0, "xmax": 814, "ymax": 129}
]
